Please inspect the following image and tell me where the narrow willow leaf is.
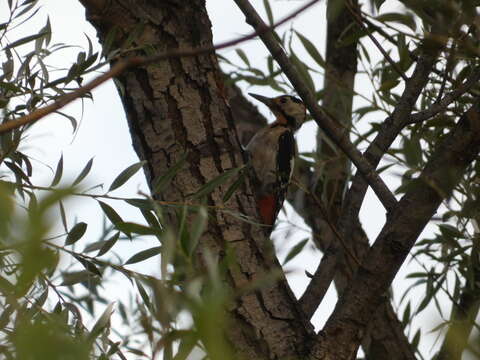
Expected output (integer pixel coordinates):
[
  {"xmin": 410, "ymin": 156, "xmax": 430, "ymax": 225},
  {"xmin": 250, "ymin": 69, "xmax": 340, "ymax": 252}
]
[
  {"xmin": 125, "ymin": 198, "xmax": 154, "ymax": 211},
  {"xmin": 65, "ymin": 222, "xmax": 87, "ymax": 245},
  {"xmin": 98, "ymin": 232, "xmax": 120, "ymax": 256},
  {"xmin": 438, "ymin": 224, "xmax": 464, "ymax": 239},
  {"xmin": 283, "ymin": 238, "xmax": 309, "ymax": 265},
  {"xmin": 183, "ymin": 206, "xmax": 207, "ymax": 257},
  {"xmin": 411, "ymin": 329, "xmax": 421, "ymax": 350},
  {"xmin": 73, "ymin": 254, "xmax": 101, "ymax": 276},
  {"xmin": 125, "ymin": 246, "xmax": 162, "ymax": 265},
  {"xmin": 72, "ymin": 158, "xmax": 93, "ymax": 186},
  {"xmin": 289, "ymin": 52, "xmax": 315, "ymax": 93},
  {"xmin": 152, "ymin": 153, "xmax": 187, "ymax": 194},
  {"xmin": 89, "ymin": 302, "xmax": 115, "ymax": 340},
  {"xmin": 116, "ymin": 221, "xmax": 160, "ymax": 236},
  {"xmin": 236, "ymin": 49, "xmax": 250, "ymax": 67},
  {"xmin": 401, "ymin": 301, "xmax": 411, "ymax": 328},
  {"xmin": 59, "ymin": 201, "xmax": 68, "ymax": 232},
  {"xmin": 135, "ymin": 278, "xmax": 151, "ymax": 309},
  {"xmin": 192, "ymin": 166, "xmax": 243, "ymax": 199},
  {"xmin": 403, "ymin": 135, "xmax": 422, "ymax": 168},
  {"xmin": 263, "ymin": 0, "xmax": 274, "ymax": 25},
  {"xmin": 98, "ymin": 200, "xmax": 123, "ymax": 225},
  {"xmin": 173, "ymin": 331, "xmax": 198, "ymax": 360},
  {"xmin": 376, "ymin": 12, "xmax": 416, "ymax": 32},
  {"xmin": 50, "ymin": 154, "xmax": 63, "ymax": 187},
  {"xmin": 296, "ymin": 31, "xmax": 325, "ymax": 68},
  {"xmin": 5, "ymin": 162, "xmax": 29, "ymax": 186},
  {"xmin": 5, "ymin": 32, "xmax": 46, "ymax": 50},
  {"xmin": 102, "ymin": 26, "xmax": 119, "ymax": 57},
  {"xmin": 141, "ymin": 209, "xmax": 161, "ymax": 229},
  {"xmin": 32, "ymin": 288, "xmax": 48, "ymax": 310},
  {"xmin": 108, "ymin": 161, "xmax": 146, "ymax": 192},
  {"xmin": 222, "ymin": 171, "xmax": 246, "ymax": 202},
  {"xmin": 60, "ymin": 270, "xmax": 93, "ymax": 286}
]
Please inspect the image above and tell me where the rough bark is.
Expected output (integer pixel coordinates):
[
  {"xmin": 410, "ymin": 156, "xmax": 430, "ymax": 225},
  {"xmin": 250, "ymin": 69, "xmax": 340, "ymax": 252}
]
[
  {"xmin": 310, "ymin": 102, "xmax": 480, "ymax": 360},
  {"xmin": 78, "ymin": 0, "xmax": 314, "ymax": 358}
]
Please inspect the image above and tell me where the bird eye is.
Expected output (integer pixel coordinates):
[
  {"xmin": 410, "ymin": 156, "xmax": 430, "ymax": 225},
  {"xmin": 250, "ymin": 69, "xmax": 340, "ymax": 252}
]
[{"xmin": 280, "ymin": 97, "xmax": 288, "ymax": 104}]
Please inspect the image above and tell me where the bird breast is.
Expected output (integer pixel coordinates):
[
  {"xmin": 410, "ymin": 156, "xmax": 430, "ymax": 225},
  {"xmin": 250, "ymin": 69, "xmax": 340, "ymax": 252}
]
[{"xmin": 246, "ymin": 126, "xmax": 292, "ymax": 190}]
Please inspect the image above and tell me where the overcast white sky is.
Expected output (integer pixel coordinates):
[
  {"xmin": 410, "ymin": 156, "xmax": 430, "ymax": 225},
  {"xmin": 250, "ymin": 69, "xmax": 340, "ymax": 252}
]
[{"xmin": 0, "ymin": 0, "xmax": 453, "ymax": 358}]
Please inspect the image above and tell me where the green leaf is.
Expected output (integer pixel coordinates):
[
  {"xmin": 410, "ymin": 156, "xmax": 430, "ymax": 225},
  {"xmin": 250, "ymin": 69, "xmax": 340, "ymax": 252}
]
[
  {"xmin": 235, "ymin": 49, "xmax": 250, "ymax": 67},
  {"xmin": 108, "ymin": 161, "xmax": 146, "ymax": 192},
  {"xmin": 88, "ymin": 302, "xmax": 115, "ymax": 340},
  {"xmin": 5, "ymin": 32, "xmax": 47, "ymax": 50},
  {"xmin": 192, "ymin": 166, "xmax": 243, "ymax": 199},
  {"xmin": 283, "ymin": 238, "xmax": 309, "ymax": 265},
  {"xmin": 401, "ymin": 301, "xmax": 411, "ymax": 328},
  {"xmin": 98, "ymin": 201, "xmax": 123, "ymax": 225},
  {"xmin": 59, "ymin": 201, "xmax": 68, "ymax": 232},
  {"xmin": 296, "ymin": 31, "xmax": 325, "ymax": 68},
  {"xmin": 135, "ymin": 278, "xmax": 151, "ymax": 309},
  {"xmin": 173, "ymin": 331, "xmax": 198, "ymax": 360},
  {"xmin": 98, "ymin": 232, "xmax": 120, "ymax": 256},
  {"xmin": 263, "ymin": 0, "xmax": 274, "ymax": 25},
  {"xmin": 60, "ymin": 271, "xmax": 93, "ymax": 286},
  {"xmin": 182, "ymin": 206, "xmax": 208, "ymax": 257},
  {"xmin": 403, "ymin": 135, "xmax": 422, "ymax": 167},
  {"xmin": 55, "ymin": 111, "xmax": 78, "ymax": 132},
  {"xmin": 102, "ymin": 26, "xmax": 119, "ymax": 58},
  {"xmin": 65, "ymin": 222, "xmax": 87, "ymax": 245},
  {"xmin": 222, "ymin": 171, "xmax": 246, "ymax": 202},
  {"xmin": 5, "ymin": 160, "xmax": 32, "ymax": 185},
  {"xmin": 116, "ymin": 221, "xmax": 160, "ymax": 236},
  {"xmin": 73, "ymin": 254, "xmax": 102, "ymax": 276},
  {"xmin": 411, "ymin": 328, "xmax": 421, "ymax": 350},
  {"xmin": 125, "ymin": 198, "xmax": 154, "ymax": 211},
  {"xmin": 438, "ymin": 224, "xmax": 464, "ymax": 239},
  {"xmin": 289, "ymin": 52, "xmax": 315, "ymax": 93},
  {"xmin": 50, "ymin": 155, "xmax": 63, "ymax": 187},
  {"xmin": 72, "ymin": 158, "xmax": 93, "ymax": 186},
  {"xmin": 152, "ymin": 153, "xmax": 187, "ymax": 194},
  {"xmin": 125, "ymin": 246, "xmax": 162, "ymax": 265},
  {"xmin": 375, "ymin": 12, "xmax": 416, "ymax": 32}
]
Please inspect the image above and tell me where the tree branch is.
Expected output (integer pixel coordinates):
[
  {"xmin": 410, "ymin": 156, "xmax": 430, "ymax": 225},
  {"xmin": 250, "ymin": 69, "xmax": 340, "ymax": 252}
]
[
  {"xmin": 309, "ymin": 102, "xmax": 480, "ymax": 360},
  {"xmin": 233, "ymin": 0, "xmax": 398, "ymax": 213},
  {"xmin": 338, "ymin": 36, "xmax": 444, "ymax": 249},
  {"xmin": 0, "ymin": 0, "xmax": 321, "ymax": 135},
  {"xmin": 409, "ymin": 68, "xmax": 480, "ymax": 124}
]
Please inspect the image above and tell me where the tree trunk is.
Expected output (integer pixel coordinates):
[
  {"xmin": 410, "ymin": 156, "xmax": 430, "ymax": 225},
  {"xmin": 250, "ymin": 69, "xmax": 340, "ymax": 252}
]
[{"xmin": 78, "ymin": 0, "xmax": 314, "ymax": 358}]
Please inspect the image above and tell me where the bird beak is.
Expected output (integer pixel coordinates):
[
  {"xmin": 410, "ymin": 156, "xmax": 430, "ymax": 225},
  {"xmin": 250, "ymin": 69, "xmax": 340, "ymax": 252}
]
[{"xmin": 248, "ymin": 93, "xmax": 274, "ymax": 108}]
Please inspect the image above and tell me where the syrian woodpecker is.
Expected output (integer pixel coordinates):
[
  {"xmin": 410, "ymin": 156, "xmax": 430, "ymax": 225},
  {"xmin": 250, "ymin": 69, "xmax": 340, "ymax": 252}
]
[{"xmin": 246, "ymin": 93, "xmax": 306, "ymax": 227}]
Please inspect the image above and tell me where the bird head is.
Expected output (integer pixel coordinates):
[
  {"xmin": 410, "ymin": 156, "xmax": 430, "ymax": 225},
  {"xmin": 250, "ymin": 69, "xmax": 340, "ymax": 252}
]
[{"xmin": 249, "ymin": 93, "xmax": 306, "ymax": 130}]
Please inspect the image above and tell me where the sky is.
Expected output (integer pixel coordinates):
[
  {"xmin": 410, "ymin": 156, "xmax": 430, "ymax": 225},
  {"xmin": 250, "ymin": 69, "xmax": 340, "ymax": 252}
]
[{"xmin": 0, "ymin": 0, "xmax": 454, "ymax": 358}]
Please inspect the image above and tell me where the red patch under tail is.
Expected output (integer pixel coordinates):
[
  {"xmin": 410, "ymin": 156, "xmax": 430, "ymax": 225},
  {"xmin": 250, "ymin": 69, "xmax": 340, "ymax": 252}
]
[{"xmin": 258, "ymin": 194, "xmax": 277, "ymax": 226}]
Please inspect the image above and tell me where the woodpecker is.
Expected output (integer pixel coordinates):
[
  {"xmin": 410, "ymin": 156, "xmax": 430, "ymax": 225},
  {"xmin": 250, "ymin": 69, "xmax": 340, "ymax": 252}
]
[{"xmin": 246, "ymin": 93, "xmax": 306, "ymax": 227}]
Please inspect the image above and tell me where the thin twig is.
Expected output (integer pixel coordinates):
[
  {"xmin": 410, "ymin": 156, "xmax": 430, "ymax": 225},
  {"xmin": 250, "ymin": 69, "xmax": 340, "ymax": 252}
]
[
  {"xmin": 0, "ymin": 0, "xmax": 321, "ymax": 135},
  {"xmin": 345, "ymin": 1, "xmax": 408, "ymax": 82},
  {"xmin": 409, "ymin": 67, "xmax": 480, "ymax": 123},
  {"xmin": 292, "ymin": 178, "xmax": 360, "ymax": 265}
]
